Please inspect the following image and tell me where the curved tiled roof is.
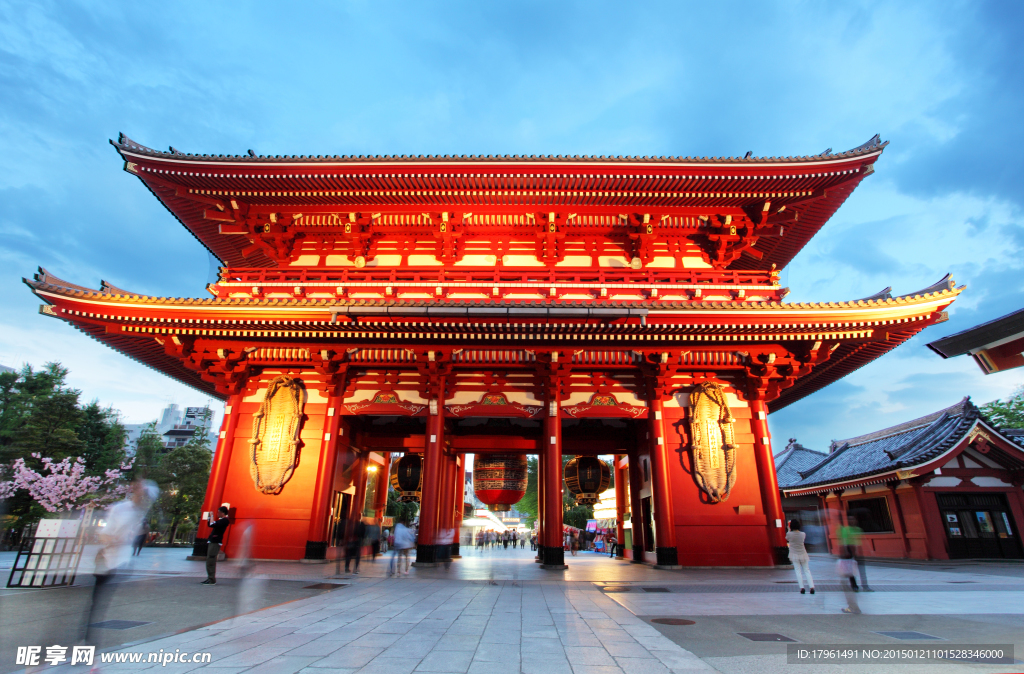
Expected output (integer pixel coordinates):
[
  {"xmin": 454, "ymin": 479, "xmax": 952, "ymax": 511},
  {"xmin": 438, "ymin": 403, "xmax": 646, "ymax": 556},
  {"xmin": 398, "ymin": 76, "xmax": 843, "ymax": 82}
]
[
  {"xmin": 774, "ymin": 442, "xmax": 828, "ymax": 488},
  {"xmin": 112, "ymin": 134, "xmax": 887, "ymax": 166},
  {"xmin": 780, "ymin": 399, "xmax": 982, "ymax": 490}
]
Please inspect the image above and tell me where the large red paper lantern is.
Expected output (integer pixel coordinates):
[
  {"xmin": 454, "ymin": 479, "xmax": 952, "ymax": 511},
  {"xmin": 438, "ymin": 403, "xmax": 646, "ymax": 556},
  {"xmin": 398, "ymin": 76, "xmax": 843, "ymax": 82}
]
[
  {"xmin": 474, "ymin": 454, "xmax": 528, "ymax": 512},
  {"xmin": 390, "ymin": 454, "xmax": 423, "ymax": 502}
]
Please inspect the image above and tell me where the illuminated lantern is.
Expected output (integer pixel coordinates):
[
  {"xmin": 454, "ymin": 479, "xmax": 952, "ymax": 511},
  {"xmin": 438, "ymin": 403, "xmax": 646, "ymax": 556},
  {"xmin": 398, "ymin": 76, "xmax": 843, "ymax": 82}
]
[
  {"xmin": 563, "ymin": 456, "xmax": 611, "ymax": 505},
  {"xmin": 389, "ymin": 454, "xmax": 423, "ymax": 502},
  {"xmin": 474, "ymin": 454, "xmax": 528, "ymax": 512}
]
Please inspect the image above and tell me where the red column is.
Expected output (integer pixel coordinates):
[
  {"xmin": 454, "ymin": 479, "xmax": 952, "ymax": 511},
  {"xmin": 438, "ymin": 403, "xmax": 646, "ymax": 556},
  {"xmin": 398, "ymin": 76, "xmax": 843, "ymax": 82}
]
[
  {"xmin": 416, "ymin": 386, "xmax": 445, "ymax": 564},
  {"xmin": 750, "ymin": 399, "xmax": 787, "ymax": 562},
  {"xmin": 349, "ymin": 454, "xmax": 368, "ymax": 523},
  {"xmin": 452, "ymin": 454, "xmax": 466, "ymax": 557},
  {"xmin": 887, "ymin": 482, "xmax": 910, "ymax": 559},
  {"xmin": 196, "ymin": 394, "xmax": 243, "ymax": 545},
  {"xmin": 535, "ymin": 452, "xmax": 545, "ymax": 562},
  {"xmin": 372, "ymin": 452, "xmax": 392, "ymax": 521},
  {"xmin": 305, "ymin": 396, "xmax": 343, "ymax": 559},
  {"xmin": 540, "ymin": 400, "xmax": 566, "ymax": 568},
  {"xmin": 627, "ymin": 452, "xmax": 646, "ymax": 563},
  {"xmin": 438, "ymin": 449, "xmax": 456, "ymax": 550},
  {"xmin": 648, "ymin": 398, "xmax": 679, "ymax": 568},
  {"xmin": 614, "ymin": 455, "xmax": 627, "ymax": 559}
]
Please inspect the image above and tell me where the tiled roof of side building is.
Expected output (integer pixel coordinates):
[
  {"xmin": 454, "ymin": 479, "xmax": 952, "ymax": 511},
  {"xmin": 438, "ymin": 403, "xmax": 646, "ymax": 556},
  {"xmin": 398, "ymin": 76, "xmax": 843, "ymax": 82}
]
[
  {"xmin": 927, "ymin": 306, "xmax": 1024, "ymax": 358},
  {"xmin": 111, "ymin": 134, "xmax": 887, "ymax": 166},
  {"xmin": 774, "ymin": 441, "xmax": 828, "ymax": 489},
  {"xmin": 782, "ymin": 399, "xmax": 981, "ymax": 490}
]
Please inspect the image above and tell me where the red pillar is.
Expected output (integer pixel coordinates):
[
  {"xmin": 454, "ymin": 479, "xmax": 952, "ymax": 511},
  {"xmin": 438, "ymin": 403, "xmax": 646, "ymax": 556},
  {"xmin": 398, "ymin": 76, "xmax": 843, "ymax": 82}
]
[
  {"xmin": 416, "ymin": 385, "xmax": 445, "ymax": 564},
  {"xmin": 750, "ymin": 399, "xmax": 787, "ymax": 563},
  {"xmin": 540, "ymin": 400, "xmax": 566, "ymax": 568},
  {"xmin": 373, "ymin": 452, "xmax": 392, "ymax": 521},
  {"xmin": 305, "ymin": 396, "xmax": 343, "ymax": 559},
  {"xmin": 452, "ymin": 454, "xmax": 466, "ymax": 557},
  {"xmin": 349, "ymin": 454, "xmax": 368, "ymax": 523},
  {"xmin": 614, "ymin": 454, "xmax": 627, "ymax": 559},
  {"xmin": 196, "ymin": 394, "xmax": 242, "ymax": 550},
  {"xmin": 535, "ymin": 452, "xmax": 545, "ymax": 562},
  {"xmin": 438, "ymin": 449, "xmax": 456, "ymax": 553},
  {"xmin": 627, "ymin": 452, "xmax": 646, "ymax": 563},
  {"xmin": 887, "ymin": 482, "xmax": 910, "ymax": 559},
  {"xmin": 647, "ymin": 398, "xmax": 679, "ymax": 568}
]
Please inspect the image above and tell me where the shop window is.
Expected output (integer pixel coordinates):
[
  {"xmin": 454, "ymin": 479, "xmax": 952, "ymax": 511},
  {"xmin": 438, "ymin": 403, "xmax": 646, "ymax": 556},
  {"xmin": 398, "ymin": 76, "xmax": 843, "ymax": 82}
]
[{"xmin": 846, "ymin": 497, "xmax": 894, "ymax": 533}]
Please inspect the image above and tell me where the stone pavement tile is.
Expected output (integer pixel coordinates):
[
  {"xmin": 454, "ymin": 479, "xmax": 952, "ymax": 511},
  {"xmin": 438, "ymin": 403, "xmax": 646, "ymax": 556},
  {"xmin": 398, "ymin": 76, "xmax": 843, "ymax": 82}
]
[
  {"xmin": 521, "ymin": 636, "xmax": 565, "ymax": 655},
  {"xmin": 521, "ymin": 625, "xmax": 559, "ymax": 638},
  {"xmin": 521, "ymin": 653, "xmax": 572, "ymax": 674},
  {"xmin": 564, "ymin": 646, "xmax": 610, "ymax": 666},
  {"xmin": 570, "ymin": 666, "xmax": 624, "ymax": 674},
  {"xmin": 592, "ymin": 628, "xmax": 638, "ymax": 643},
  {"xmin": 308, "ymin": 645, "xmax": 381, "ymax": 669},
  {"xmin": 434, "ymin": 634, "xmax": 481, "ymax": 651},
  {"xmin": 585, "ymin": 618, "xmax": 623, "ymax": 630},
  {"xmin": 372, "ymin": 620, "xmax": 418, "ymax": 634},
  {"xmin": 466, "ymin": 661, "xmax": 508, "ymax": 674},
  {"xmin": 243, "ymin": 655, "xmax": 323, "ymax": 674},
  {"xmin": 621, "ymin": 623, "xmax": 662, "ymax": 638},
  {"xmin": 264, "ymin": 632, "xmax": 323, "ymax": 649},
  {"xmin": 615, "ymin": 657, "xmax": 671, "ymax": 674},
  {"xmin": 479, "ymin": 628, "xmax": 521, "ymax": 644},
  {"xmin": 558, "ymin": 632, "xmax": 602, "ymax": 647},
  {"xmin": 349, "ymin": 631, "xmax": 403, "ymax": 648},
  {"xmin": 204, "ymin": 646, "xmax": 291, "ymax": 668},
  {"xmin": 297, "ymin": 635, "xmax": 350, "ymax": 657},
  {"xmin": 604, "ymin": 641, "xmax": 653, "ymax": 658},
  {"xmin": 650, "ymin": 649, "xmax": 715, "ymax": 671},
  {"xmin": 379, "ymin": 637, "xmax": 439, "ymax": 659},
  {"xmin": 193, "ymin": 668, "xmax": 250, "ymax": 673},
  {"xmin": 357, "ymin": 656, "xmax": 422, "ymax": 674},
  {"xmin": 416, "ymin": 649, "xmax": 475, "ymax": 673},
  {"xmin": 298, "ymin": 668, "xmax": 358, "ymax": 674},
  {"xmin": 634, "ymin": 635, "xmax": 685, "ymax": 652},
  {"xmin": 474, "ymin": 640, "xmax": 521, "ymax": 662}
]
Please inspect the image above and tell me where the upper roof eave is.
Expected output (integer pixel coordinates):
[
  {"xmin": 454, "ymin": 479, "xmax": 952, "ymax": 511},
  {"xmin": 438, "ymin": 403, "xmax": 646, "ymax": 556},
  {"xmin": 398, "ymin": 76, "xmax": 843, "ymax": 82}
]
[
  {"xmin": 927, "ymin": 306, "xmax": 1024, "ymax": 358},
  {"xmin": 110, "ymin": 134, "xmax": 888, "ymax": 171}
]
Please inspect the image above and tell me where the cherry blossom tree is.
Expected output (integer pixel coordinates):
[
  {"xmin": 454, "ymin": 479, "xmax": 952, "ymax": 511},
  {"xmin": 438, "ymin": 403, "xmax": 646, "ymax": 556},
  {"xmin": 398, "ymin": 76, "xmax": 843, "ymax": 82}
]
[{"xmin": 0, "ymin": 453, "xmax": 133, "ymax": 512}]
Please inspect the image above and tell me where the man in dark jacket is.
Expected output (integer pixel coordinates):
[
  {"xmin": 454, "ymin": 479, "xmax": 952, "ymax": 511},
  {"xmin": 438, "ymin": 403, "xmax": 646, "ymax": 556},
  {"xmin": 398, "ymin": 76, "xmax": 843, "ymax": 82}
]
[
  {"xmin": 345, "ymin": 518, "xmax": 366, "ymax": 574},
  {"xmin": 202, "ymin": 506, "xmax": 230, "ymax": 585}
]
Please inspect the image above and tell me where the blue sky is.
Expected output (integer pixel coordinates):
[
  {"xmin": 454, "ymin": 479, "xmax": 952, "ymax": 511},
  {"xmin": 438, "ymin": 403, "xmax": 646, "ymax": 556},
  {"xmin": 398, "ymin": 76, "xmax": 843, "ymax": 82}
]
[{"xmin": 0, "ymin": 1, "xmax": 1021, "ymax": 449}]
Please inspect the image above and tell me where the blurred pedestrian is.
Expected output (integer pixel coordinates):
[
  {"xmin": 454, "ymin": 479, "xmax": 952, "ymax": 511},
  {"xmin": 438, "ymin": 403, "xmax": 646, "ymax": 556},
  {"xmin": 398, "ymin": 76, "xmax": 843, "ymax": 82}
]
[
  {"xmin": 202, "ymin": 505, "xmax": 231, "ymax": 585},
  {"xmin": 608, "ymin": 533, "xmax": 617, "ymax": 558},
  {"xmin": 132, "ymin": 519, "xmax": 149, "ymax": 556},
  {"xmin": 787, "ymin": 520, "xmax": 814, "ymax": 594},
  {"xmin": 388, "ymin": 519, "xmax": 415, "ymax": 576},
  {"xmin": 839, "ymin": 515, "xmax": 870, "ymax": 591},
  {"xmin": 85, "ymin": 479, "xmax": 158, "ymax": 642},
  {"xmin": 837, "ymin": 546, "xmax": 860, "ymax": 613},
  {"xmin": 368, "ymin": 521, "xmax": 381, "ymax": 561},
  {"xmin": 345, "ymin": 518, "xmax": 366, "ymax": 574}
]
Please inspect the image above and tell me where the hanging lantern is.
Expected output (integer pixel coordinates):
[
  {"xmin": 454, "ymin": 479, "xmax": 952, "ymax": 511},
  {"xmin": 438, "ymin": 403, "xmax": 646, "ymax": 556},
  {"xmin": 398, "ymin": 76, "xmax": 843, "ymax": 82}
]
[
  {"xmin": 474, "ymin": 454, "xmax": 528, "ymax": 512},
  {"xmin": 389, "ymin": 454, "xmax": 423, "ymax": 502},
  {"xmin": 564, "ymin": 456, "xmax": 611, "ymax": 505}
]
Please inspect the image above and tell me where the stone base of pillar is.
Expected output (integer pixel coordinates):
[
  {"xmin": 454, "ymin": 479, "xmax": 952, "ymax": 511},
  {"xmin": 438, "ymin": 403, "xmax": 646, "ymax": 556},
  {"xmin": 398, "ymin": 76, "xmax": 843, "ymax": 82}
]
[
  {"xmin": 655, "ymin": 546, "xmax": 679, "ymax": 568},
  {"xmin": 630, "ymin": 545, "xmax": 645, "ymax": 563},
  {"xmin": 304, "ymin": 540, "xmax": 328, "ymax": 560},
  {"xmin": 191, "ymin": 537, "xmax": 208, "ymax": 558},
  {"xmin": 414, "ymin": 543, "xmax": 439, "ymax": 564},
  {"xmin": 539, "ymin": 545, "xmax": 567, "ymax": 569},
  {"xmin": 773, "ymin": 546, "xmax": 792, "ymax": 566}
]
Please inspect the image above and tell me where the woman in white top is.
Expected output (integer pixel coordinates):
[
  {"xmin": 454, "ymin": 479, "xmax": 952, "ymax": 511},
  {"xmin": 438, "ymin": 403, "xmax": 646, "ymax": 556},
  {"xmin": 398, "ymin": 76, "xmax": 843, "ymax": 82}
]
[{"xmin": 786, "ymin": 520, "xmax": 814, "ymax": 594}]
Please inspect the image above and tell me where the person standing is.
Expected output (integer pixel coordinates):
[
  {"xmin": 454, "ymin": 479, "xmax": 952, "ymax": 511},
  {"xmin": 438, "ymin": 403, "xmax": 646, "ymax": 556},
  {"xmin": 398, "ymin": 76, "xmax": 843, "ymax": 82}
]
[
  {"xmin": 345, "ymin": 518, "xmax": 366, "ymax": 574},
  {"xmin": 202, "ymin": 506, "xmax": 230, "ymax": 585},
  {"xmin": 86, "ymin": 480, "xmax": 158, "ymax": 641},
  {"xmin": 838, "ymin": 516, "xmax": 870, "ymax": 591},
  {"xmin": 388, "ymin": 519, "xmax": 415, "ymax": 576},
  {"xmin": 786, "ymin": 520, "xmax": 814, "ymax": 595},
  {"xmin": 608, "ymin": 533, "xmax": 617, "ymax": 558},
  {"xmin": 132, "ymin": 519, "xmax": 149, "ymax": 556}
]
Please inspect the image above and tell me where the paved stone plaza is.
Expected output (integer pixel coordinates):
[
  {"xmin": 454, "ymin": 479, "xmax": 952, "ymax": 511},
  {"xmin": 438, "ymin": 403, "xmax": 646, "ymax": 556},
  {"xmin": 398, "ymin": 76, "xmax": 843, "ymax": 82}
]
[{"xmin": 2, "ymin": 547, "xmax": 1023, "ymax": 673}]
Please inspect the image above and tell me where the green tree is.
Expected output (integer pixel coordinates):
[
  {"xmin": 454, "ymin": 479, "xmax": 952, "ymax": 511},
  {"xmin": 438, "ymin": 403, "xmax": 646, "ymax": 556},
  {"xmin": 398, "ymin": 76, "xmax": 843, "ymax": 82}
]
[
  {"xmin": 981, "ymin": 386, "xmax": 1024, "ymax": 429},
  {"xmin": 155, "ymin": 412, "xmax": 212, "ymax": 544},
  {"xmin": 1, "ymin": 363, "xmax": 84, "ymax": 465},
  {"xmin": 385, "ymin": 487, "xmax": 419, "ymax": 524},
  {"xmin": 77, "ymin": 402, "xmax": 127, "ymax": 475}
]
